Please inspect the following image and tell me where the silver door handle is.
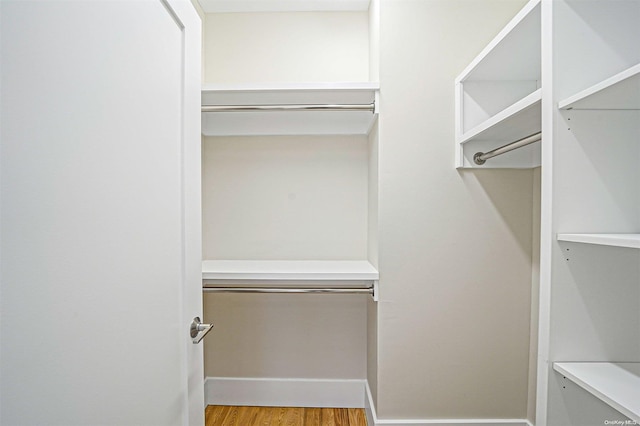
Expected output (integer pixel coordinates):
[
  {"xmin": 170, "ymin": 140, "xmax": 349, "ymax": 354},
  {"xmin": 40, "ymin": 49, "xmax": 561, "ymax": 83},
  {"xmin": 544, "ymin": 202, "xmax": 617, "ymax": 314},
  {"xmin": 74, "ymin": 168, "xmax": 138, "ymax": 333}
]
[{"xmin": 190, "ymin": 317, "xmax": 213, "ymax": 344}]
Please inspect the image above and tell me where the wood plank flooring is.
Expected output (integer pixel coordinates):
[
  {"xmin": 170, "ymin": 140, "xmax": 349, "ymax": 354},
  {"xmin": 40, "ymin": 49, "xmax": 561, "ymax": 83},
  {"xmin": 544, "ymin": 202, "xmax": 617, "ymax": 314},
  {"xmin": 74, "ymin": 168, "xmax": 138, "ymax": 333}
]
[{"xmin": 205, "ymin": 405, "xmax": 367, "ymax": 426}]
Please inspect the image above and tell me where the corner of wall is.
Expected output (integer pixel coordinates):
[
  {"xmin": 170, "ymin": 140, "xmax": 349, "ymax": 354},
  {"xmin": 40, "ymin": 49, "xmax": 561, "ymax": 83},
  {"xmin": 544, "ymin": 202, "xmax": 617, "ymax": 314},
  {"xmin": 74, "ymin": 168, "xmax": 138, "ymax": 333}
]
[
  {"xmin": 527, "ymin": 167, "xmax": 542, "ymax": 424},
  {"xmin": 366, "ymin": 102, "xmax": 380, "ymax": 415}
]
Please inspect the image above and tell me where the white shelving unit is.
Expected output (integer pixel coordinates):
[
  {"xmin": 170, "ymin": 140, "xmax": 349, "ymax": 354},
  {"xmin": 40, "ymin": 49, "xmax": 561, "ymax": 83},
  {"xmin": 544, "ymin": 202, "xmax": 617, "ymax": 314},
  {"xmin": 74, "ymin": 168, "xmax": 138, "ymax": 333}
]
[
  {"xmin": 536, "ymin": 1, "xmax": 640, "ymax": 425},
  {"xmin": 454, "ymin": 0, "xmax": 541, "ymax": 168},
  {"xmin": 199, "ymin": 2, "xmax": 381, "ymax": 408},
  {"xmin": 199, "ymin": 1, "xmax": 380, "ymax": 296},
  {"xmin": 557, "ymin": 234, "xmax": 640, "ymax": 250},
  {"xmin": 201, "ymin": 82, "xmax": 379, "ymax": 136},
  {"xmin": 202, "ymin": 260, "xmax": 378, "ymax": 283},
  {"xmin": 554, "ymin": 363, "xmax": 640, "ymax": 423}
]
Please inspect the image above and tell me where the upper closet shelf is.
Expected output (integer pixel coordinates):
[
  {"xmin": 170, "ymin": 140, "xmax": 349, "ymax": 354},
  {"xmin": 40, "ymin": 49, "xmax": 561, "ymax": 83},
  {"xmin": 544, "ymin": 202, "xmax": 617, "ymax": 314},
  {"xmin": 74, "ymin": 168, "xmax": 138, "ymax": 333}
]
[
  {"xmin": 202, "ymin": 260, "xmax": 379, "ymax": 282},
  {"xmin": 559, "ymin": 63, "xmax": 640, "ymax": 110},
  {"xmin": 557, "ymin": 233, "xmax": 640, "ymax": 249},
  {"xmin": 554, "ymin": 362, "xmax": 640, "ymax": 423},
  {"xmin": 197, "ymin": 0, "xmax": 370, "ymax": 13},
  {"xmin": 201, "ymin": 82, "xmax": 379, "ymax": 136},
  {"xmin": 456, "ymin": 0, "xmax": 540, "ymax": 83}
]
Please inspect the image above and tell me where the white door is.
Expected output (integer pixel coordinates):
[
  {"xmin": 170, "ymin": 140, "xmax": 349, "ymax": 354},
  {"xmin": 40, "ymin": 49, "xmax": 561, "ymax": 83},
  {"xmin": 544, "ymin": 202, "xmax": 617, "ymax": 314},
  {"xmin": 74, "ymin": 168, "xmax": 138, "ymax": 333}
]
[{"xmin": 0, "ymin": 1, "xmax": 203, "ymax": 424}]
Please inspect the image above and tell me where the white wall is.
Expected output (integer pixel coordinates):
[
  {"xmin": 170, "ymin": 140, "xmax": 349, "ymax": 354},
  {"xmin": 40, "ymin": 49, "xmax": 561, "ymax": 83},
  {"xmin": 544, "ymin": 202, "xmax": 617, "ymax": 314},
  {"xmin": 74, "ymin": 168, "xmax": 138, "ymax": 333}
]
[
  {"xmin": 203, "ymin": 11, "xmax": 369, "ymax": 84},
  {"xmin": 203, "ymin": 293, "xmax": 367, "ymax": 379},
  {"xmin": 202, "ymin": 136, "xmax": 369, "ymax": 260},
  {"xmin": 374, "ymin": 0, "xmax": 536, "ymax": 420}
]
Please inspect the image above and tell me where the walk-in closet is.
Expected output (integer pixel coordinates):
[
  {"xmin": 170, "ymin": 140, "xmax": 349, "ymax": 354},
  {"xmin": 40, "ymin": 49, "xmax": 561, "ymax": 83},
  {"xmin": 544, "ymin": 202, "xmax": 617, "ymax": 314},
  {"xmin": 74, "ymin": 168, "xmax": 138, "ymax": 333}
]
[{"xmin": 1, "ymin": 0, "xmax": 637, "ymax": 425}]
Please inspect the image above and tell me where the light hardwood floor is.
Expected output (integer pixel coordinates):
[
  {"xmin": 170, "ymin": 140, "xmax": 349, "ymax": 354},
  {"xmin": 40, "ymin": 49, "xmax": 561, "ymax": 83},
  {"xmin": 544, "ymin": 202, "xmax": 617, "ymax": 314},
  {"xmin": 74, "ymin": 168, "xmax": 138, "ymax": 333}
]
[{"xmin": 205, "ymin": 405, "xmax": 368, "ymax": 426}]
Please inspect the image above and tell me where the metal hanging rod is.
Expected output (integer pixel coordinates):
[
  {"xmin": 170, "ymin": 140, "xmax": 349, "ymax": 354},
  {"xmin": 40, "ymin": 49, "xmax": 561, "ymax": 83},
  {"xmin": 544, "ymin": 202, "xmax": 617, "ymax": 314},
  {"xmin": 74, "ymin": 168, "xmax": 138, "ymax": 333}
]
[
  {"xmin": 201, "ymin": 103, "xmax": 375, "ymax": 113},
  {"xmin": 473, "ymin": 131, "xmax": 542, "ymax": 165},
  {"xmin": 203, "ymin": 286, "xmax": 374, "ymax": 295}
]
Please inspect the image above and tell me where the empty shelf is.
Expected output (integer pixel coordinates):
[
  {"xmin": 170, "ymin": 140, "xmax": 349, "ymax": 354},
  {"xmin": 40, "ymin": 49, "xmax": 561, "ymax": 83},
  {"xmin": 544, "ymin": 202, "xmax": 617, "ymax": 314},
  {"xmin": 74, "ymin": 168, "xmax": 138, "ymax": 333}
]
[
  {"xmin": 559, "ymin": 63, "xmax": 640, "ymax": 110},
  {"xmin": 202, "ymin": 260, "xmax": 379, "ymax": 281},
  {"xmin": 458, "ymin": 89, "xmax": 542, "ymax": 145},
  {"xmin": 554, "ymin": 362, "xmax": 640, "ymax": 423},
  {"xmin": 457, "ymin": 0, "xmax": 540, "ymax": 82},
  {"xmin": 557, "ymin": 234, "xmax": 640, "ymax": 249}
]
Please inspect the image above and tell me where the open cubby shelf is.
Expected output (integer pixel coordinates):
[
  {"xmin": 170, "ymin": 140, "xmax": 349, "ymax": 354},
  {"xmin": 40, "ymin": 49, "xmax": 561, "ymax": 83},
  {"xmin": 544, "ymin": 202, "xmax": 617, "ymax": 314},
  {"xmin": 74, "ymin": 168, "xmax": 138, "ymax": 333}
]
[{"xmin": 454, "ymin": 0, "xmax": 541, "ymax": 168}]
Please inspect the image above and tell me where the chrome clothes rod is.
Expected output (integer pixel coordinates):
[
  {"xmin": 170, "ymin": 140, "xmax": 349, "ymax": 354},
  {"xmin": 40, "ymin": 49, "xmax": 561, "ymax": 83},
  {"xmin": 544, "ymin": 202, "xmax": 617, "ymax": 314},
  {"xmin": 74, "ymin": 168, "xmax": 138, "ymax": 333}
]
[
  {"xmin": 201, "ymin": 103, "xmax": 375, "ymax": 113},
  {"xmin": 473, "ymin": 132, "xmax": 542, "ymax": 165},
  {"xmin": 203, "ymin": 286, "xmax": 374, "ymax": 295}
]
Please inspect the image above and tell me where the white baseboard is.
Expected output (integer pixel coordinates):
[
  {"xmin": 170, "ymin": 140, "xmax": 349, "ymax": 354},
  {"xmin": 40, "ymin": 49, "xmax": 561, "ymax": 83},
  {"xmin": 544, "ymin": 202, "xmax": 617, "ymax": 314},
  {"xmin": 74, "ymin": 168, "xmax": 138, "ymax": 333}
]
[
  {"xmin": 204, "ymin": 376, "xmax": 366, "ymax": 408},
  {"xmin": 365, "ymin": 382, "xmax": 533, "ymax": 426}
]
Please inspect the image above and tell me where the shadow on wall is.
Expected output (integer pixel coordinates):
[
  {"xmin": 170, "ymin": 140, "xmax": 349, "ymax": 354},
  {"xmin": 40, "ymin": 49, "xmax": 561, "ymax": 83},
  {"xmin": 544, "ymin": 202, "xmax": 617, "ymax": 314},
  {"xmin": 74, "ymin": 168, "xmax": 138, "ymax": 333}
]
[{"xmin": 458, "ymin": 168, "xmax": 539, "ymax": 256}]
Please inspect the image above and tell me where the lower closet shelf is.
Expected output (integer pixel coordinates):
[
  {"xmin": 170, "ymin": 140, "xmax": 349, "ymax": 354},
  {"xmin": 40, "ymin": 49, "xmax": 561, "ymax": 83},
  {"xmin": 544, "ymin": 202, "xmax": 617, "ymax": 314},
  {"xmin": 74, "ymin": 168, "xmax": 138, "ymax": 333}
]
[{"xmin": 554, "ymin": 362, "xmax": 640, "ymax": 422}]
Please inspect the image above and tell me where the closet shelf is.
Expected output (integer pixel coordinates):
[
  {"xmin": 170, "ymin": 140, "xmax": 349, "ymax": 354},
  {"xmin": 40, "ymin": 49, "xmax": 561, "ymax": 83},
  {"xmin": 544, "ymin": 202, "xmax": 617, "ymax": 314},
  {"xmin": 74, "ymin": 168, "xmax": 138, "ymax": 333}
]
[
  {"xmin": 458, "ymin": 88, "xmax": 541, "ymax": 145},
  {"xmin": 557, "ymin": 233, "xmax": 640, "ymax": 249},
  {"xmin": 559, "ymin": 63, "xmax": 640, "ymax": 110},
  {"xmin": 201, "ymin": 82, "xmax": 379, "ymax": 136},
  {"xmin": 202, "ymin": 260, "xmax": 379, "ymax": 282},
  {"xmin": 456, "ymin": 0, "xmax": 540, "ymax": 82},
  {"xmin": 197, "ymin": 0, "xmax": 370, "ymax": 13},
  {"xmin": 554, "ymin": 362, "xmax": 640, "ymax": 423}
]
